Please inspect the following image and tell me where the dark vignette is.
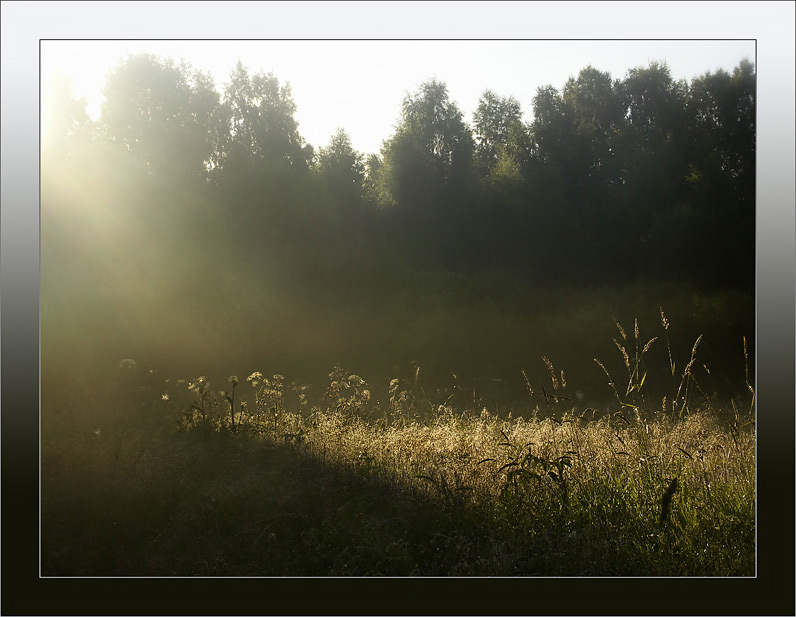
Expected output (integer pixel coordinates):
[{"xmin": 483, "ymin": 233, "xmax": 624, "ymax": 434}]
[{"xmin": 2, "ymin": 6, "xmax": 793, "ymax": 617}]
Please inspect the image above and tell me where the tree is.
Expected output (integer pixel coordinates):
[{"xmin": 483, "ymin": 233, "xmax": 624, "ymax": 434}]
[
  {"xmin": 217, "ymin": 61, "xmax": 311, "ymax": 179},
  {"xmin": 687, "ymin": 58, "xmax": 755, "ymax": 197},
  {"xmin": 99, "ymin": 54, "xmax": 220, "ymax": 181},
  {"xmin": 363, "ymin": 153, "xmax": 386, "ymax": 207},
  {"xmin": 612, "ymin": 62, "xmax": 691, "ymax": 262},
  {"xmin": 560, "ymin": 66, "xmax": 625, "ymax": 195},
  {"xmin": 666, "ymin": 59, "xmax": 756, "ymax": 287},
  {"xmin": 472, "ymin": 90, "xmax": 536, "ymax": 217},
  {"xmin": 191, "ymin": 69, "xmax": 226, "ymax": 175},
  {"xmin": 528, "ymin": 68, "xmax": 633, "ymax": 282},
  {"xmin": 316, "ymin": 127, "xmax": 365, "ymax": 215},
  {"xmin": 379, "ymin": 79, "xmax": 475, "ymax": 212},
  {"xmin": 620, "ymin": 62, "xmax": 688, "ymax": 149},
  {"xmin": 473, "ymin": 90, "xmax": 530, "ymax": 175}
]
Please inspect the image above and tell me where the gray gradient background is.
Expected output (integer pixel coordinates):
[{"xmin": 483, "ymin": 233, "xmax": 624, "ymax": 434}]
[{"xmin": 2, "ymin": 2, "xmax": 793, "ymax": 615}]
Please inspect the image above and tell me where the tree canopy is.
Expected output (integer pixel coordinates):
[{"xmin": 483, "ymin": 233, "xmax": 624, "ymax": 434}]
[{"xmin": 42, "ymin": 55, "xmax": 756, "ymax": 366}]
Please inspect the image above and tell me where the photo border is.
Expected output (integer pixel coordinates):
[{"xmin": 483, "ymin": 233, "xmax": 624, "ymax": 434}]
[{"xmin": 3, "ymin": 2, "xmax": 793, "ymax": 615}]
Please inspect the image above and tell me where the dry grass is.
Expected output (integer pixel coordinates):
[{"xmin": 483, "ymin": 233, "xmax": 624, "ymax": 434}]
[{"xmin": 41, "ymin": 316, "xmax": 755, "ymax": 576}]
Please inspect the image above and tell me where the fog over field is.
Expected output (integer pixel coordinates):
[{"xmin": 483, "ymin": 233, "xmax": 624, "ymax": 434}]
[{"xmin": 41, "ymin": 47, "xmax": 755, "ymax": 406}]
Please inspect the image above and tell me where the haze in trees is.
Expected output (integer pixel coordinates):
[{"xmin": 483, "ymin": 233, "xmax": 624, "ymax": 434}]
[{"xmin": 41, "ymin": 55, "xmax": 756, "ymax": 397}]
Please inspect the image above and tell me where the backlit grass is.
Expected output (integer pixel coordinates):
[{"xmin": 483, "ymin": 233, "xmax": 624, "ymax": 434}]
[{"xmin": 41, "ymin": 316, "xmax": 755, "ymax": 576}]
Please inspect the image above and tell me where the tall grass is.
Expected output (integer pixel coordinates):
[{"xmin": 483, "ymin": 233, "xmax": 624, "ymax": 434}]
[{"xmin": 41, "ymin": 314, "xmax": 755, "ymax": 576}]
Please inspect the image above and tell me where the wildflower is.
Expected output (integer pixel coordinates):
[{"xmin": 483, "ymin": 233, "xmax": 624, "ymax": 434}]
[
  {"xmin": 161, "ymin": 393, "xmax": 170, "ymax": 401},
  {"xmin": 229, "ymin": 376, "xmax": 239, "ymax": 386},
  {"xmin": 247, "ymin": 372, "xmax": 263, "ymax": 387}
]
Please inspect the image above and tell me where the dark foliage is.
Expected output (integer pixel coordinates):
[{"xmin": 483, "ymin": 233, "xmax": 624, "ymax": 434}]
[{"xmin": 41, "ymin": 55, "xmax": 755, "ymax": 391}]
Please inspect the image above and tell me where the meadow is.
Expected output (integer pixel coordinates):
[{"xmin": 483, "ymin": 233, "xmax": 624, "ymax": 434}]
[
  {"xmin": 40, "ymin": 312, "xmax": 755, "ymax": 577},
  {"xmin": 36, "ymin": 49, "xmax": 759, "ymax": 584}
]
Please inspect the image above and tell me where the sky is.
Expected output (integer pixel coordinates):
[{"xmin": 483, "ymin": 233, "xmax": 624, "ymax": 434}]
[{"xmin": 41, "ymin": 38, "xmax": 754, "ymax": 157}]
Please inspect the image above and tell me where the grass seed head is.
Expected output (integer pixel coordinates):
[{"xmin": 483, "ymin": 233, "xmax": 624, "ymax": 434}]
[
  {"xmin": 642, "ymin": 337, "xmax": 657, "ymax": 355},
  {"xmin": 615, "ymin": 319, "xmax": 627, "ymax": 342}
]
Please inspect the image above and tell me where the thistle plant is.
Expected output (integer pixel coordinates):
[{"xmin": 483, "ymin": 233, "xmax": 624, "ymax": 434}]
[
  {"xmin": 387, "ymin": 377, "xmax": 416, "ymax": 425},
  {"xmin": 326, "ymin": 365, "xmax": 371, "ymax": 419},
  {"xmin": 246, "ymin": 372, "xmax": 287, "ymax": 435},
  {"xmin": 187, "ymin": 376, "xmax": 213, "ymax": 440},
  {"xmin": 226, "ymin": 376, "xmax": 238, "ymax": 431}
]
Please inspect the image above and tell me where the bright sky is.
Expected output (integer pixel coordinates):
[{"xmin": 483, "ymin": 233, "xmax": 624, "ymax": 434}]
[{"xmin": 41, "ymin": 39, "xmax": 754, "ymax": 157}]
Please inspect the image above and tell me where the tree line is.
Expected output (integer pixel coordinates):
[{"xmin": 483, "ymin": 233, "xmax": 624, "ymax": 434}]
[{"xmin": 43, "ymin": 54, "xmax": 755, "ymax": 300}]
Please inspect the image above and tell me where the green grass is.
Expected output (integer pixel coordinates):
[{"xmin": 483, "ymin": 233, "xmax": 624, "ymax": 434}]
[{"xmin": 41, "ymin": 317, "xmax": 755, "ymax": 577}]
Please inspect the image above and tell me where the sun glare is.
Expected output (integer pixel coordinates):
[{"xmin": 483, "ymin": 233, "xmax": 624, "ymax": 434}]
[
  {"xmin": 40, "ymin": 69, "xmax": 66, "ymax": 151},
  {"xmin": 40, "ymin": 40, "xmax": 754, "ymax": 158}
]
